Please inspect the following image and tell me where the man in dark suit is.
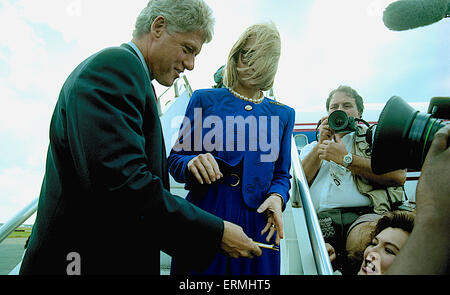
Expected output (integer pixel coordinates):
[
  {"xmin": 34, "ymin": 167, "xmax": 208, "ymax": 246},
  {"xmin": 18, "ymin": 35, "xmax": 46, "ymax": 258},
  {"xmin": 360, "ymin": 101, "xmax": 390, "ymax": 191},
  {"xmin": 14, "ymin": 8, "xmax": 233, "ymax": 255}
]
[{"xmin": 20, "ymin": 0, "xmax": 261, "ymax": 275}]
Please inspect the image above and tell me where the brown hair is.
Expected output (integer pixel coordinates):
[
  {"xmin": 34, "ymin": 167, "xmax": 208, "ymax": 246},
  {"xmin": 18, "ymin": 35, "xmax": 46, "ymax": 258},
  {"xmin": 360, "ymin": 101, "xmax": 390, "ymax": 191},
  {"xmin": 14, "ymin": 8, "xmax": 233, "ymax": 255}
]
[
  {"xmin": 346, "ymin": 210, "xmax": 415, "ymax": 274},
  {"xmin": 371, "ymin": 210, "xmax": 415, "ymax": 239},
  {"xmin": 326, "ymin": 85, "xmax": 364, "ymax": 116}
]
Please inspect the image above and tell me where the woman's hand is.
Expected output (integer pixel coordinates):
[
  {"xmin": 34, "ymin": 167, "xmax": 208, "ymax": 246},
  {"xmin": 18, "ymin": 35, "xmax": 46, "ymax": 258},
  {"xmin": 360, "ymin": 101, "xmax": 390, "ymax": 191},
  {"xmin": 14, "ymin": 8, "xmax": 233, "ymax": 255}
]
[
  {"xmin": 257, "ymin": 194, "xmax": 284, "ymax": 245},
  {"xmin": 187, "ymin": 153, "xmax": 223, "ymax": 184}
]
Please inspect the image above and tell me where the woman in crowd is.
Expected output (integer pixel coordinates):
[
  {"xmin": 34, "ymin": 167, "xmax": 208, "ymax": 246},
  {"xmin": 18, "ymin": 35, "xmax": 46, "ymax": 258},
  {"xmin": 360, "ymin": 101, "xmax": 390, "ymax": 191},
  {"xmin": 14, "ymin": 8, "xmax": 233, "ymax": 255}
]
[
  {"xmin": 357, "ymin": 210, "xmax": 415, "ymax": 275},
  {"xmin": 326, "ymin": 210, "xmax": 415, "ymax": 274}
]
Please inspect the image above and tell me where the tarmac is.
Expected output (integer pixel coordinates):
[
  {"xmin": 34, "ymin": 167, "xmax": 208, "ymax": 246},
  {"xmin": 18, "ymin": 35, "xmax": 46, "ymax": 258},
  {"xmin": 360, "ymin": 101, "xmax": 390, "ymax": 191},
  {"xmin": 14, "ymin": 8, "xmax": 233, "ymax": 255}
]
[
  {"xmin": 0, "ymin": 237, "xmax": 172, "ymax": 275},
  {"xmin": 0, "ymin": 238, "xmax": 27, "ymax": 275}
]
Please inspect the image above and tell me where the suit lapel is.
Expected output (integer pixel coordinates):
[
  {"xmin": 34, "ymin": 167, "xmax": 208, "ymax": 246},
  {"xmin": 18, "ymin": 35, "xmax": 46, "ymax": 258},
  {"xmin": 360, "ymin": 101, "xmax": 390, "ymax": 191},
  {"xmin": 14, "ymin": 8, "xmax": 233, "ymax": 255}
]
[{"xmin": 120, "ymin": 43, "xmax": 169, "ymax": 187}]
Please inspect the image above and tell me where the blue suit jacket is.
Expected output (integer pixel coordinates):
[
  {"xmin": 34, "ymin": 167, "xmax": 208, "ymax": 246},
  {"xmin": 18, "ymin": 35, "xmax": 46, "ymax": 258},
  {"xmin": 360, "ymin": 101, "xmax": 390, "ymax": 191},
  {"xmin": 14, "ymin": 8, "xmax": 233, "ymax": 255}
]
[{"xmin": 168, "ymin": 88, "xmax": 295, "ymax": 209}]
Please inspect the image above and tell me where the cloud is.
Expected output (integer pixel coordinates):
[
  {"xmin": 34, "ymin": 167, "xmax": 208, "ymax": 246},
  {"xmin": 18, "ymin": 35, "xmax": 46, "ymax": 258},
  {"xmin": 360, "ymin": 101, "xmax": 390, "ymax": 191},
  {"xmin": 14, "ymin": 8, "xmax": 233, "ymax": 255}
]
[
  {"xmin": 0, "ymin": 2, "xmax": 58, "ymax": 175},
  {"xmin": 0, "ymin": 0, "xmax": 448, "ymax": 223},
  {"xmin": 13, "ymin": 0, "xmax": 146, "ymax": 45},
  {"xmin": 275, "ymin": 1, "xmax": 399, "ymax": 109},
  {"xmin": 0, "ymin": 167, "xmax": 43, "ymax": 224}
]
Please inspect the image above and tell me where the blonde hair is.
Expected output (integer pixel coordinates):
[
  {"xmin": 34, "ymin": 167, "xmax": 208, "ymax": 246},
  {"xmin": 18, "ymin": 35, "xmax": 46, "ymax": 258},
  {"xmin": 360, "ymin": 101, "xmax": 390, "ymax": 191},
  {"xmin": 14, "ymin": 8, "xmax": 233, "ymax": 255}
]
[{"xmin": 223, "ymin": 22, "xmax": 281, "ymax": 91}]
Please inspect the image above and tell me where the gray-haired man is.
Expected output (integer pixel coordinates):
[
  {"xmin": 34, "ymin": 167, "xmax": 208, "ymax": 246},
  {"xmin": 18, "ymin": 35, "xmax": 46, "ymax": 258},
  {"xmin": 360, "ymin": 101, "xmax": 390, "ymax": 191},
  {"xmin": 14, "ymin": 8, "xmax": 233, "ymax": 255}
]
[{"xmin": 20, "ymin": 0, "xmax": 261, "ymax": 275}]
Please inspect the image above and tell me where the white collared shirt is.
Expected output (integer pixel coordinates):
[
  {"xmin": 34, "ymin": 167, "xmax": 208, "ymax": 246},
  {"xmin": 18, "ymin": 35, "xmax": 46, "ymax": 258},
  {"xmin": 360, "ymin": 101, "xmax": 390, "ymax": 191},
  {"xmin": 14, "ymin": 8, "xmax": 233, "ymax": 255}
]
[
  {"xmin": 127, "ymin": 41, "xmax": 151, "ymax": 81},
  {"xmin": 300, "ymin": 132, "xmax": 371, "ymax": 212}
]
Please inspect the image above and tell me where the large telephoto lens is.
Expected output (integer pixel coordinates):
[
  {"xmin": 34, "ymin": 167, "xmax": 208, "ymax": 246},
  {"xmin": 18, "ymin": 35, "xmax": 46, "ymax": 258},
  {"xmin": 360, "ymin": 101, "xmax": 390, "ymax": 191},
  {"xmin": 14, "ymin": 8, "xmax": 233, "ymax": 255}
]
[{"xmin": 372, "ymin": 96, "xmax": 446, "ymax": 174}]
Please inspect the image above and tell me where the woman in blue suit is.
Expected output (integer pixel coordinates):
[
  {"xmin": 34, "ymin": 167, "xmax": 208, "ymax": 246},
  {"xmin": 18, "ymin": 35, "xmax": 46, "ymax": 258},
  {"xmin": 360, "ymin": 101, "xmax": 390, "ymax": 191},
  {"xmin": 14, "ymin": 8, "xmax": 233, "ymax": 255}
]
[{"xmin": 168, "ymin": 23, "xmax": 295, "ymax": 275}]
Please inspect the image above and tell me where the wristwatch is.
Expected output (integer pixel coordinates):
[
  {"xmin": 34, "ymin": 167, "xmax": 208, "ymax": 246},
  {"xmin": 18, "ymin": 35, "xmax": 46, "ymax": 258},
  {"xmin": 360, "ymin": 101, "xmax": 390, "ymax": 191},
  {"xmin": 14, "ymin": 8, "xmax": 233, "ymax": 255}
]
[{"xmin": 343, "ymin": 152, "xmax": 353, "ymax": 168}]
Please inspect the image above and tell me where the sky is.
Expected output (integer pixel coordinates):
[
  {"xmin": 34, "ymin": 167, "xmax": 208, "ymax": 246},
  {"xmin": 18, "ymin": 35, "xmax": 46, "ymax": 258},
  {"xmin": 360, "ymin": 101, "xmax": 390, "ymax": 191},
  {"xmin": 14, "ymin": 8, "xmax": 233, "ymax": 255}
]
[{"xmin": 0, "ymin": 0, "xmax": 449, "ymax": 224}]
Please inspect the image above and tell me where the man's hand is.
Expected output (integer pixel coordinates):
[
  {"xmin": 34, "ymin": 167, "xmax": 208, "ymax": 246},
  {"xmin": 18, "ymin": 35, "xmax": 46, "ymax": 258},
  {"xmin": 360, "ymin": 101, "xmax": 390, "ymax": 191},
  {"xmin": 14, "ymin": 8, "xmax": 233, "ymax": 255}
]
[
  {"xmin": 416, "ymin": 124, "xmax": 450, "ymax": 223},
  {"xmin": 221, "ymin": 221, "xmax": 262, "ymax": 258},
  {"xmin": 317, "ymin": 136, "xmax": 348, "ymax": 165},
  {"xmin": 302, "ymin": 117, "xmax": 336, "ymax": 184},
  {"xmin": 257, "ymin": 194, "xmax": 284, "ymax": 245},
  {"xmin": 386, "ymin": 124, "xmax": 450, "ymax": 275},
  {"xmin": 325, "ymin": 243, "xmax": 336, "ymax": 262},
  {"xmin": 187, "ymin": 153, "xmax": 223, "ymax": 184},
  {"xmin": 318, "ymin": 116, "xmax": 335, "ymax": 144}
]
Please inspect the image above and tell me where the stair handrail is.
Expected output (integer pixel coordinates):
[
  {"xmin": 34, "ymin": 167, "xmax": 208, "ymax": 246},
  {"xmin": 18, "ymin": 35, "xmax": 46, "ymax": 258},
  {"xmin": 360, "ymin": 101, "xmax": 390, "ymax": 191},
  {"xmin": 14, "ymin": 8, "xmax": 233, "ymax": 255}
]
[
  {"xmin": 0, "ymin": 198, "xmax": 38, "ymax": 244},
  {"xmin": 290, "ymin": 138, "xmax": 333, "ymax": 275}
]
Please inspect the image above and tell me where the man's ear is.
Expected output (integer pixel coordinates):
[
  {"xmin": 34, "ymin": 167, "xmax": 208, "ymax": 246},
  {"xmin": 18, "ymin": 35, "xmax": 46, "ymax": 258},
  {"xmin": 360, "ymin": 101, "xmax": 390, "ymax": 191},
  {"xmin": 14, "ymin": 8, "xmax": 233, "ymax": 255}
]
[{"xmin": 151, "ymin": 15, "xmax": 167, "ymax": 39}]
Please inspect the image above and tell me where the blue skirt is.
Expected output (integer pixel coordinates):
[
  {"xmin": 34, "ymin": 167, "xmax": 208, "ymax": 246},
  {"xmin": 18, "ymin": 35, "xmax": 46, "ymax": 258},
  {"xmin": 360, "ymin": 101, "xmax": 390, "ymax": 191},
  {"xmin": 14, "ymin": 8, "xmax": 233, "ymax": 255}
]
[{"xmin": 170, "ymin": 177, "xmax": 280, "ymax": 275}]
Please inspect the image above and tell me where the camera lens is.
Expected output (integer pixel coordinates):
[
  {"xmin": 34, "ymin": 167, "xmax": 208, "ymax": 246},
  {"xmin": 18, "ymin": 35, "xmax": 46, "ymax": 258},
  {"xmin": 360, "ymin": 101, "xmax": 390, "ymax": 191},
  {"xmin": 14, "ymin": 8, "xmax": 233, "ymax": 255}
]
[
  {"xmin": 328, "ymin": 110, "xmax": 349, "ymax": 132},
  {"xmin": 406, "ymin": 113, "xmax": 445, "ymax": 170},
  {"xmin": 335, "ymin": 118, "xmax": 345, "ymax": 127},
  {"xmin": 372, "ymin": 96, "xmax": 447, "ymax": 174}
]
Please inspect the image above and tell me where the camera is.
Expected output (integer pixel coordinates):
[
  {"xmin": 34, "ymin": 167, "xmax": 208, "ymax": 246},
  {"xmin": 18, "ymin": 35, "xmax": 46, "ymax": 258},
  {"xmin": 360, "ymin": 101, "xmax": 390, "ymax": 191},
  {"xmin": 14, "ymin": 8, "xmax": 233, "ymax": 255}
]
[
  {"xmin": 328, "ymin": 110, "xmax": 357, "ymax": 133},
  {"xmin": 371, "ymin": 96, "xmax": 449, "ymax": 174},
  {"xmin": 317, "ymin": 111, "xmax": 374, "ymax": 147}
]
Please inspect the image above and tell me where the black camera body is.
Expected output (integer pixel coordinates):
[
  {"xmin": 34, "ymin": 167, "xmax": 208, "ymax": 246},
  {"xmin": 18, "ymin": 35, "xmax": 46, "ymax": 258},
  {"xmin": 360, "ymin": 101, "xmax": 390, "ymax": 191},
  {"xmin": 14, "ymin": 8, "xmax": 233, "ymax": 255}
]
[
  {"xmin": 328, "ymin": 110, "xmax": 357, "ymax": 133},
  {"xmin": 319, "ymin": 111, "xmax": 374, "ymax": 150},
  {"xmin": 371, "ymin": 96, "xmax": 449, "ymax": 174}
]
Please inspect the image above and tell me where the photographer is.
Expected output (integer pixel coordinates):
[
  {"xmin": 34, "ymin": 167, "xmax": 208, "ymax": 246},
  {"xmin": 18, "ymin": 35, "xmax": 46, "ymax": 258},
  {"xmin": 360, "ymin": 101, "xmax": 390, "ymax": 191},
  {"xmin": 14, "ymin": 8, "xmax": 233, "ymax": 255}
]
[
  {"xmin": 386, "ymin": 124, "xmax": 450, "ymax": 274},
  {"xmin": 300, "ymin": 85, "xmax": 406, "ymax": 273}
]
